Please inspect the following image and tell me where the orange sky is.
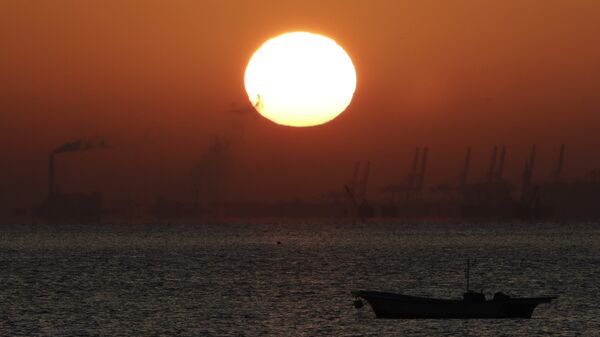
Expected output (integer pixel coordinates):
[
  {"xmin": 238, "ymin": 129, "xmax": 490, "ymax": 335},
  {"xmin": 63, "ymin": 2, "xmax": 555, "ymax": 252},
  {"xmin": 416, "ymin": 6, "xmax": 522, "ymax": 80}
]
[{"xmin": 1, "ymin": 1, "xmax": 600, "ymax": 207}]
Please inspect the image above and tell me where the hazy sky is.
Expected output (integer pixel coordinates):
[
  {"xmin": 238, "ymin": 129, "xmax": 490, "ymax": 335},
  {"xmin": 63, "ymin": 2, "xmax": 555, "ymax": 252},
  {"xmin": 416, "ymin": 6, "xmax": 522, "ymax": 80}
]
[{"xmin": 1, "ymin": 1, "xmax": 600, "ymax": 207}]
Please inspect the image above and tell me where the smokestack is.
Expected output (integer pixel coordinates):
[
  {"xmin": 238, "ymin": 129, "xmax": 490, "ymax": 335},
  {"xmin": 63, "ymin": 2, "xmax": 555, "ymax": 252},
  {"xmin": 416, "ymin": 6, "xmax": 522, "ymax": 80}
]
[
  {"xmin": 521, "ymin": 145, "xmax": 537, "ymax": 202},
  {"xmin": 529, "ymin": 145, "xmax": 537, "ymax": 180},
  {"xmin": 47, "ymin": 139, "xmax": 107, "ymax": 197},
  {"xmin": 521, "ymin": 161, "xmax": 531, "ymax": 203},
  {"xmin": 350, "ymin": 161, "xmax": 360, "ymax": 193},
  {"xmin": 554, "ymin": 144, "xmax": 565, "ymax": 183},
  {"xmin": 487, "ymin": 146, "xmax": 498, "ymax": 183},
  {"xmin": 497, "ymin": 146, "xmax": 506, "ymax": 182},
  {"xmin": 358, "ymin": 161, "xmax": 370, "ymax": 200},
  {"xmin": 418, "ymin": 147, "xmax": 428, "ymax": 190},
  {"xmin": 410, "ymin": 147, "xmax": 420, "ymax": 188},
  {"xmin": 48, "ymin": 154, "xmax": 55, "ymax": 197},
  {"xmin": 460, "ymin": 147, "xmax": 471, "ymax": 187}
]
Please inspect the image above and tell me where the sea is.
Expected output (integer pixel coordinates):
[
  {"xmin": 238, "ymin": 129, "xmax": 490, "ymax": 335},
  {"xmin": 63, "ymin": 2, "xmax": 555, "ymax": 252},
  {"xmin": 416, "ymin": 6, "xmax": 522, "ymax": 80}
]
[{"xmin": 1, "ymin": 221, "xmax": 598, "ymax": 336}]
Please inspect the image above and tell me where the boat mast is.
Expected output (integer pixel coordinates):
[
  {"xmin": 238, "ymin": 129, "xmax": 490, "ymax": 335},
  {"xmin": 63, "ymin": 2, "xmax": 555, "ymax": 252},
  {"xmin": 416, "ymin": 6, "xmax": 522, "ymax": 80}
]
[{"xmin": 465, "ymin": 259, "xmax": 470, "ymax": 292}]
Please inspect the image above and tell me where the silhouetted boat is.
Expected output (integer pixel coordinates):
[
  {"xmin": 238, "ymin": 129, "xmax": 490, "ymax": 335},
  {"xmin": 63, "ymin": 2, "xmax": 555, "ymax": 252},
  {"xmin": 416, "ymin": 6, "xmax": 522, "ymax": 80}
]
[
  {"xmin": 351, "ymin": 290, "xmax": 556, "ymax": 319},
  {"xmin": 352, "ymin": 259, "xmax": 556, "ymax": 319}
]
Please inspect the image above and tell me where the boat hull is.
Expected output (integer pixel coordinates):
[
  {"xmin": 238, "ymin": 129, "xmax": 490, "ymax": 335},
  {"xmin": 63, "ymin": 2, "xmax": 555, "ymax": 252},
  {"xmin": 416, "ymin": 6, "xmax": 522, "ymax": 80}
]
[{"xmin": 352, "ymin": 291, "xmax": 555, "ymax": 319}]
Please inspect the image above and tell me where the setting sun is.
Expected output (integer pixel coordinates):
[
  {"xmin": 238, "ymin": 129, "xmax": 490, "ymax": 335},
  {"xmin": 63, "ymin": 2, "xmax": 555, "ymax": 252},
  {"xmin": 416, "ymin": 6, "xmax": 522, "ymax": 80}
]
[{"xmin": 244, "ymin": 32, "xmax": 357, "ymax": 127}]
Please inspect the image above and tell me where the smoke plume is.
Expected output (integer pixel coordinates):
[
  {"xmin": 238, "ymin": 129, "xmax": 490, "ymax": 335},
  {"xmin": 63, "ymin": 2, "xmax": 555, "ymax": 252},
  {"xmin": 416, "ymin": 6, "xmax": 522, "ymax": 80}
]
[{"xmin": 52, "ymin": 139, "xmax": 107, "ymax": 155}]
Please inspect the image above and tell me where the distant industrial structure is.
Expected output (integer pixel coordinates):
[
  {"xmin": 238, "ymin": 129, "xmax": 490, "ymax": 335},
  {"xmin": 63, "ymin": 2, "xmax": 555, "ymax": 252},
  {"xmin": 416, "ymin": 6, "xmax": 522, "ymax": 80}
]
[
  {"xmin": 538, "ymin": 145, "xmax": 600, "ymax": 220},
  {"xmin": 34, "ymin": 139, "xmax": 106, "ymax": 223},
  {"xmin": 27, "ymin": 140, "xmax": 600, "ymax": 224},
  {"xmin": 381, "ymin": 146, "xmax": 429, "ymax": 217},
  {"xmin": 150, "ymin": 137, "xmax": 231, "ymax": 221},
  {"xmin": 344, "ymin": 160, "xmax": 372, "ymax": 221}
]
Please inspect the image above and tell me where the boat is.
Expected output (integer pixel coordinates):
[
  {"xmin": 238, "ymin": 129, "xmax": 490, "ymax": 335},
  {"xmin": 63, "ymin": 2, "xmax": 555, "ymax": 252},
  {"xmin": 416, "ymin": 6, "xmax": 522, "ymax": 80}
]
[
  {"xmin": 352, "ymin": 260, "xmax": 557, "ymax": 319},
  {"xmin": 352, "ymin": 290, "xmax": 556, "ymax": 319}
]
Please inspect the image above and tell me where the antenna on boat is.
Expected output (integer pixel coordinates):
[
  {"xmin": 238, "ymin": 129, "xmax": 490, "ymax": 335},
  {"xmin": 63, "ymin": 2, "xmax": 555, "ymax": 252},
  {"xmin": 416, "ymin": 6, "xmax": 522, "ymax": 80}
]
[{"xmin": 465, "ymin": 259, "xmax": 470, "ymax": 292}]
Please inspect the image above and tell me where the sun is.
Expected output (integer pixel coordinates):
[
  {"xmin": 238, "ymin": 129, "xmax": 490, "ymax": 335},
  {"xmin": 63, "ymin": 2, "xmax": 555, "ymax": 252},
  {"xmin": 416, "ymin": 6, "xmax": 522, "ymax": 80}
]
[{"xmin": 244, "ymin": 32, "xmax": 357, "ymax": 127}]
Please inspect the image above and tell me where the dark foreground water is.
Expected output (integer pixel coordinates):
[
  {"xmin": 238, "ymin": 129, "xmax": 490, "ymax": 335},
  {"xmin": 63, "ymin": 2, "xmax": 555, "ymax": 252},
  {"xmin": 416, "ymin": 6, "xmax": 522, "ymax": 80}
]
[{"xmin": 1, "ymin": 222, "xmax": 599, "ymax": 336}]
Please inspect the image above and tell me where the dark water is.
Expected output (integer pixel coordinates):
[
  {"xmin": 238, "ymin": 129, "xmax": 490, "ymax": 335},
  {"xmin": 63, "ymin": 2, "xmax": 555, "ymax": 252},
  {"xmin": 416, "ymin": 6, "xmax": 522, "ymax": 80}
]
[{"xmin": 1, "ymin": 222, "xmax": 599, "ymax": 336}]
